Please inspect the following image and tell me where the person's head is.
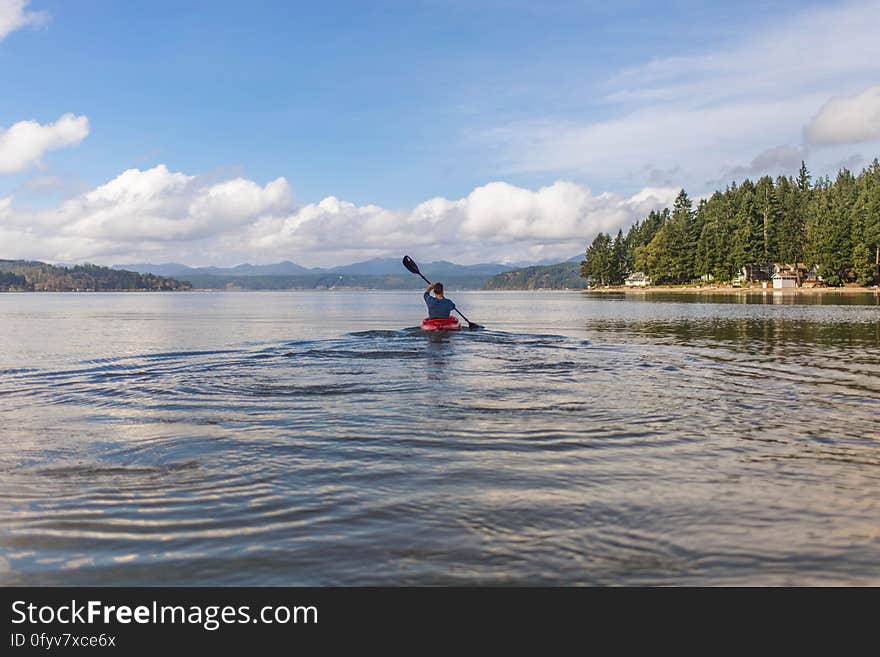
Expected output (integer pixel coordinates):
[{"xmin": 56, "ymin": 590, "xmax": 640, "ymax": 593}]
[{"xmin": 433, "ymin": 282, "xmax": 444, "ymax": 296}]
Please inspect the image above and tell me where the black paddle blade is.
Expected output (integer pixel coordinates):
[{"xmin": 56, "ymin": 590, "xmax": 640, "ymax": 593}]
[
  {"xmin": 402, "ymin": 255, "xmax": 421, "ymax": 275},
  {"xmin": 453, "ymin": 310, "xmax": 482, "ymax": 330}
]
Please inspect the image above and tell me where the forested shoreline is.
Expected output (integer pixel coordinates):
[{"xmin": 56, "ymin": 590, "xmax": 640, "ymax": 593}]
[
  {"xmin": 483, "ymin": 262, "xmax": 584, "ymax": 290},
  {"xmin": 0, "ymin": 261, "xmax": 191, "ymax": 292},
  {"xmin": 582, "ymin": 160, "xmax": 880, "ymax": 287}
]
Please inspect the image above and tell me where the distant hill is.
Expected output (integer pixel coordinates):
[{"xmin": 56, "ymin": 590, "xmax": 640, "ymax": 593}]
[
  {"xmin": 115, "ymin": 257, "xmax": 519, "ymax": 288},
  {"xmin": 326, "ymin": 257, "xmax": 414, "ymax": 275},
  {"xmin": 503, "ymin": 253, "xmax": 583, "ymax": 267},
  {"xmin": 115, "ymin": 260, "xmax": 311, "ymax": 277},
  {"xmin": 482, "ymin": 261, "xmax": 586, "ymax": 290},
  {"xmin": 0, "ymin": 260, "xmax": 191, "ymax": 292},
  {"xmin": 113, "ymin": 262, "xmax": 195, "ymax": 277},
  {"xmin": 184, "ymin": 273, "xmax": 493, "ymax": 291},
  {"xmin": 326, "ymin": 257, "xmax": 513, "ymax": 277},
  {"xmin": 201, "ymin": 261, "xmax": 312, "ymax": 276}
]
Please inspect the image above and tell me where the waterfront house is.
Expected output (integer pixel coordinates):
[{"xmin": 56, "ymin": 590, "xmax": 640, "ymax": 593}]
[
  {"xmin": 624, "ymin": 272, "xmax": 651, "ymax": 287},
  {"xmin": 772, "ymin": 272, "xmax": 798, "ymax": 289},
  {"xmin": 772, "ymin": 263, "xmax": 821, "ymax": 288}
]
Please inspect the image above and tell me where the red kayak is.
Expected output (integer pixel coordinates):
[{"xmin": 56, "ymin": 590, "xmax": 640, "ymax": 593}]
[{"xmin": 420, "ymin": 316, "xmax": 461, "ymax": 332}]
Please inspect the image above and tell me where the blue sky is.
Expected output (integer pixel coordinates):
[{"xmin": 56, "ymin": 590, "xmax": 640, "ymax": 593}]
[{"xmin": 1, "ymin": 0, "xmax": 879, "ymax": 266}]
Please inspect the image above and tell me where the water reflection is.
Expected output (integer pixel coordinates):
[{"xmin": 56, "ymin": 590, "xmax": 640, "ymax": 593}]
[
  {"xmin": 586, "ymin": 316, "xmax": 880, "ymax": 348},
  {"xmin": 584, "ymin": 290, "xmax": 880, "ymax": 306},
  {"xmin": 0, "ymin": 292, "xmax": 878, "ymax": 585}
]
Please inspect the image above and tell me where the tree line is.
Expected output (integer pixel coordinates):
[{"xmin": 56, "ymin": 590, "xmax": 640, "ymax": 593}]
[
  {"xmin": 0, "ymin": 261, "xmax": 192, "ymax": 292},
  {"xmin": 483, "ymin": 262, "xmax": 584, "ymax": 290},
  {"xmin": 581, "ymin": 160, "xmax": 880, "ymax": 286}
]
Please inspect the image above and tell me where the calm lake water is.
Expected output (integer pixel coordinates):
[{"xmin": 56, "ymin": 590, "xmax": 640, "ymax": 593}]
[{"xmin": 1, "ymin": 290, "xmax": 878, "ymax": 585}]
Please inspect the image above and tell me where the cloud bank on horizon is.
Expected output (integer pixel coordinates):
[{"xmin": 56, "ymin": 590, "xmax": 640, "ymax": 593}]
[
  {"xmin": 0, "ymin": 163, "xmax": 678, "ymax": 266},
  {"xmin": 1, "ymin": 0, "xmax": 879, "ymax": 267}
]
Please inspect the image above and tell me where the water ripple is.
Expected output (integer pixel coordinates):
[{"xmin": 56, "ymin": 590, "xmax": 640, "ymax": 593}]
[{"xmin": 1, "ymin": 293, "xmax": 878, "ymax": 585}]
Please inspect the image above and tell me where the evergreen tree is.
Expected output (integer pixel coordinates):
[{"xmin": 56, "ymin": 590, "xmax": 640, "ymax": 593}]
[
  {"xmin": 581, "ymin": 233, "xmax": 614, "ymax": 285},
  {"xmin": 774, "ymin": 175, "xmax": 804, "ymax": 265},
  {"xmin": 851, "ymin": 242, "xmax": 874, "ymax": 285},
  {"xmin": 610, "ymin": 230, "xmax": 627, "ymax": 284},
  {"xmin": 755, "ymin": 175, "xmax": 780, "ymax": 261},
  {"xmin": 666, "ymin": 189, "xmax": 695, "ymax": 283},
  {"xmin": 851, "ymin": 159, "xmax": 880, "ymax": 284},
  {"xmin": 731, "ymin": 180, "xmax": 764, "ymax": 280},
  {"xmin": 691, "ymin": 184, "xmax": 736, "ymax": 281},
  {"xmin": 796, "ymin": 160, "xmax": 811, "ymax": 193},
  {"xmin": 643, "ymin": 224, "xmax": 675, "ymax": 283},
  {"xmin": 805, "ymin": 176, "xmax": 830, "ymax": 279}
]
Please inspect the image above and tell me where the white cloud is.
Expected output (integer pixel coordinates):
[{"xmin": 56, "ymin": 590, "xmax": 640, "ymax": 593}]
[
  {"xmin": 805, "ymin": 85, "xmax": 880, "ymax": 145},
  {"xmin": 244, "ymin": 180, "xmax": 677, "ymax": 265},
  {"xmin": 51, "ymin": 165, "xmax": 292, "ymax": 243},
  {"xmin": 0, "ymin": 0, "xmax": 49, "ymax": 42},
  {"xmin": 0, "ymin": 114, "xmax": 89, "ymax": 174},
  {"xmin": 483, "ymin": 0, "xmax": 880, "ymax": 193},
  {"xmin": 0, "ymin": 164, "xmax": 676, "ymax": 266}
]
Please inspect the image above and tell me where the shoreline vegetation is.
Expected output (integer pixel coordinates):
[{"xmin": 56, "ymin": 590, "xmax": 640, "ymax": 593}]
[
  {"xmin": 0, "ymin": 260, "xmax": 190, "ymax": 292},
  {"xmin": 581, "ymin": 160, "xmax": 880, "ymax": 289},
  {"xmin": 482, "ymin": 261, "xmax": 583, "ymax": 290}
]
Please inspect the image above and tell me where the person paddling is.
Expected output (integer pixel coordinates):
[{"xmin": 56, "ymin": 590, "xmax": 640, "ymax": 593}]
[
  {"xmin": 403, "ymin": 255, "xmax": 481, "ymax": 329},
  {"xmin": 424, "ymin": 282, "xmax": 456, "ymax": 319}
]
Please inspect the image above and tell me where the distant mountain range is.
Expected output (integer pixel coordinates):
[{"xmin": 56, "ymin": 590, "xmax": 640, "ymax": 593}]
[
  {"xmin": 111, "ymin": 255, "xmax": 585, "ymax": 290},
  {"xmin": 113, "ymin": 257, "xmax": 568, "ymax": 279},
  {"xmin": 113, "ymin": 260, "xmax": 312, "ymax": 277},
  {"xmin": 0, "ymin": 256, "xmax": 587, "ymax": 292}
]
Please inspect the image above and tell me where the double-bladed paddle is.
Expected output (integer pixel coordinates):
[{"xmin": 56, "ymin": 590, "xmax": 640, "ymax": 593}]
[{"xmin": 402, "ymin": 255, "xmax": 482, "ymax": 330}]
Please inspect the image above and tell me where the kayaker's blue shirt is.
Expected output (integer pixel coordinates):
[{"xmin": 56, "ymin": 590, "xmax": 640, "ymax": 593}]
[{"xmin": 424, "ymin": 291, "xmax": 456, "ymax": 318}]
